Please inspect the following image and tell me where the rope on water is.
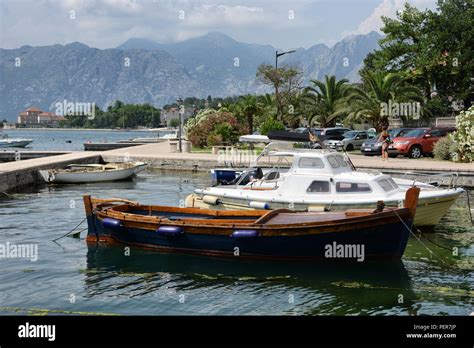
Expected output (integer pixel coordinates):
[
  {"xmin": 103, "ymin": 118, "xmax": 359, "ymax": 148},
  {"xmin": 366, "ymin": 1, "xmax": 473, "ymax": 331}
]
[
  {"xmin": 393, "ymin": 210, "xmax": 449, "ymax": 266},
  {"xmin": 53, "ymin": 216, "xmax": 87, "ymax": 242},
  {"xmin": 424, "ymin": 233, "xmax": 456, "ymax": 251}
]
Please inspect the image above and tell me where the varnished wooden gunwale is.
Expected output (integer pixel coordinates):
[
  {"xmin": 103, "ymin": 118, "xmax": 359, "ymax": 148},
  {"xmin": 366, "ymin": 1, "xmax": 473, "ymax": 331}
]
[
  {"xmin": 94, "ymin": 206, "xmax": 410, "ymax": 237},
  {"xmin": 90, "ymin": 198, "xmax": 267, "ymax": 217}
]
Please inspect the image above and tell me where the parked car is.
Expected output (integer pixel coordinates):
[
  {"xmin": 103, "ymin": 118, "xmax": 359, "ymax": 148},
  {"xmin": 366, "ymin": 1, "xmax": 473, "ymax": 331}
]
[
  {"xmin": 315, "ymin": 127, "xmax": 352, "ymax": 141},
  {"xmin": 387, "ymin": 127, "xmax": 456, "ymax": 158},
  {"xmin": 325, "ymin": 130, "xmax": 376, "ymax": 151},
  {"xmin": 361, "ymin": 128, "xmax": 411, "ymax": 156}
]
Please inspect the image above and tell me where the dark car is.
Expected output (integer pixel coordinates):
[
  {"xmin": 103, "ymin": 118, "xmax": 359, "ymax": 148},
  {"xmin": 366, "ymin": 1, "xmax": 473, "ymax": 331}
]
[
  {"xmin": 360, "ymin": 128, "xmax": 411, "ymax": 156},
  {"xmin": 314, "ymin": 127, "xmax": 352, "ymax": 142},
  {"xmin": 387, "ymin": 127, "xmax": 456, "ymax": 158}
]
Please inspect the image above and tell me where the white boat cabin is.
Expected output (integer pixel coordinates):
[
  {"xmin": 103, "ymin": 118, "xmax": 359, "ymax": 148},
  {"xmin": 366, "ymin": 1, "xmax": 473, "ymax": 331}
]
[{"xmin": 229, "ymin": 150, "xmax": 402, "ymax": 202}]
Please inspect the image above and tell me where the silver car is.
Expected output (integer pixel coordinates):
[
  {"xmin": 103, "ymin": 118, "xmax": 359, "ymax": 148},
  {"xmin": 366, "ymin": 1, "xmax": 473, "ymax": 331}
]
[{"xmin": 325, "ymin": 131, "xmax": 375, "ymax": 151}]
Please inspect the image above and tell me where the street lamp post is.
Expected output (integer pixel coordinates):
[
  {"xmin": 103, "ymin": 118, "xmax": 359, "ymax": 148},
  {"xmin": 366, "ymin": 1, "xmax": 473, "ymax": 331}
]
[
  {"xmin": 274, "ymin": 49, "xmax": 296, "ymax": 121},
  {"xmin": 176, "ymin": 97, "xmax": 183, "ymax": 152},
  {"xmin": 275, "ymin": 49, "xmax": 296, "ymax": 69}
]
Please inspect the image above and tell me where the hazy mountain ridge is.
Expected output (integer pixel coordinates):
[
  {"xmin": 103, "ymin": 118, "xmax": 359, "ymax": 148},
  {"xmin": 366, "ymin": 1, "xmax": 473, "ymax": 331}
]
[{"xmin": 1, "ymin": 31, "xmax": 382, "ymax": 121}]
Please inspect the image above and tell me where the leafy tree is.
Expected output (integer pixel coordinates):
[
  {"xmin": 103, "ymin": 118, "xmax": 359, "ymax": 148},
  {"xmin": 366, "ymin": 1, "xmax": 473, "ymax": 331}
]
[
  {"xmin": 169, "ymin": 119, "xmax": 180, "ymax": 128},
  {"xmin": 256, "ymin": 64, "xmax": 302, "ymax": 121},
  {"xmin": 364, "ymin": 0, "xmax": 474, "ymax": 115},
  {"xmin": 60, "ymin": 101, "xmax": 160, "ymax": 129}
]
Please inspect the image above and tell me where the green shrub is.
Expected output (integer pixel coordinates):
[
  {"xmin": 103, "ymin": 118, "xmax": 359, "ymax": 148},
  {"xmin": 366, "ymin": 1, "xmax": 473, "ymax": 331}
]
[
  {"xmin": 433, "ymin": 136, "xmax": 454, "ymax": 161},
  {"xmin": 449, "ymin": 106, "xmax": 473, "ymax": 163},
  {"xmin": 206, "ymin": 133, "xmax": 223, "ymax": 146},
  {"xmin": 259, "ymin": 117, "xmax": 285, "ymax": 135},
  {"xmin": 214, "ymin": 122, "xmax": 236, "ymax": 143},
  {"xmin": 187, "ymin": 110, "xmax": 248, "ymax": 148}
]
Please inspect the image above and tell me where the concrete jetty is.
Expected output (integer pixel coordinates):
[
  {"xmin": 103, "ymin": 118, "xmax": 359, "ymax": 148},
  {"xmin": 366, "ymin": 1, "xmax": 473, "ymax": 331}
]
[
  {"xmin": 1, "ymin": 141, "xmax": 473, "ymax": 192},
  {"xmin": 0, "ymin": 152, "xmax": 101, "ymax": 192},
  {"xmin": 0, "ymin": 150, "xmax": 73, "ymax": 162}
]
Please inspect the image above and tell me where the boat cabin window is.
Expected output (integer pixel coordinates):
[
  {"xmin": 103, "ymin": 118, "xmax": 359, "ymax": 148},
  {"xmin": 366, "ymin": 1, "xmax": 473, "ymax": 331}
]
[
  {"xmin": 377, "ymin": 178, "xmax": 398, "ymax": 192},
  {"xmin": 336, "ymin": 182, "xmax": 372, "ymax": 193},
  {"xmin": 327, "ymin": 155, "xmax": 340, "ymax": 168},
  {"xmin": 299, "ymin": 157, "xmax": 325, "ymax": 169},
  {"xmin": 335, "ymin": 155, "xmax": 349, "ymax": 168},
  {"xmin": 264, "ymin": 171, "xmax": 280, "ymax": 180},
  {"xmin": 307, "ymin": 181, "xmax": 330, "ymax": 193}
]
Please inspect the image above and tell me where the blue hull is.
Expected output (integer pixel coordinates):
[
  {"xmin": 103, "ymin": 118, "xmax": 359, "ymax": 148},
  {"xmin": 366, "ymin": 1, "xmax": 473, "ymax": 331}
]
[
  {"xmin": 211, "ymin": 169, "xmax": 239, "ymax": 182},
  {"xmin": 87, "ymin": 215, "xmax": 411, "ymax": 261}
]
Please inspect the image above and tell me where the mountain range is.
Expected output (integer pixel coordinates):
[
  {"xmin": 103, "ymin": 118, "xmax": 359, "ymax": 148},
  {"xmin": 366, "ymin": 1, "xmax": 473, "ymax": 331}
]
[{"xmin": 0, "ymin": 31, "xmax": 382, "ymax": 121}]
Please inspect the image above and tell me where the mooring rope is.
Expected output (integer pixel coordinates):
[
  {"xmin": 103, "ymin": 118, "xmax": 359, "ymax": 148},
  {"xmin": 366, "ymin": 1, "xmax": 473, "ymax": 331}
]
[
  {"xmin": 424, "ymin": 233, "xmax": 456, "ymax": 251},
  {"xmin": 52, "ymin": 216, "xmax": 87, "ymax": 242},
  {"xmin": 393, "ymin": 210, "xmax": 449, "ymax": 266}
]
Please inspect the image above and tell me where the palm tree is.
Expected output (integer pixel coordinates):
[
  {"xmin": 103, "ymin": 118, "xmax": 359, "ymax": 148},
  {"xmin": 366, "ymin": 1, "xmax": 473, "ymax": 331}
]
[
  {"xmin": 258, "ymin": 94, "xmax": 276, "ymax": 114},
  {"xmin": 238, "ymin": 95, "xmax": 260, "ymax": 134},
  {"xmin": 300, "ymin": 75, "xmax": 353, "ymax": 127},
  {"xmin": 347, "ymin": 71, "xmax": 424, "ymax": 132}
]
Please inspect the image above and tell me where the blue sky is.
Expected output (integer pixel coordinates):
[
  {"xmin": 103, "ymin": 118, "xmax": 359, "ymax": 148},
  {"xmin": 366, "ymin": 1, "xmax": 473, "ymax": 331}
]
[{"xmin": 0, "ymin": 0, "xmax": 437, "ymax": 49}]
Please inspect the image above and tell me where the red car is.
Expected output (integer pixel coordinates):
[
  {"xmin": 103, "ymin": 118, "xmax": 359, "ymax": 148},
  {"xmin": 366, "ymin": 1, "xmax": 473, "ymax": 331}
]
[{"xmin": 387, "ymin": 127, "xmax": 455, "ymax": 158}]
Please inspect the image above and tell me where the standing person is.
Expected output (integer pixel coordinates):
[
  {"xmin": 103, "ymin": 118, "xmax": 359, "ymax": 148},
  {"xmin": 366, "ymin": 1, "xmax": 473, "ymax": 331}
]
[{"xmin": 379, "ymin": 128, "xmax": 390, "ymax": 161}]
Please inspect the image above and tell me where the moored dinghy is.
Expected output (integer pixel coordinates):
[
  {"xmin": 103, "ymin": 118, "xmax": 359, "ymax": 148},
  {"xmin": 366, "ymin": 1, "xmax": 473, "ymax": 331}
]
[
  {"xmin": 39, "ymin": 162, "xmax": 147, "ymax": 183},
  {"xmin": 83, "ymin": 187, "xmax": 420, "ymax": 261}
]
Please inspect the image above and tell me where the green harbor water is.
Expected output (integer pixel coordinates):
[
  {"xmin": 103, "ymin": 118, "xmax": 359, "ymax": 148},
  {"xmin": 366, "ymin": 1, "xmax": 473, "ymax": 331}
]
[{"xmin": 0, "ymin": 170, "xmax": 472, "ymax": 315}]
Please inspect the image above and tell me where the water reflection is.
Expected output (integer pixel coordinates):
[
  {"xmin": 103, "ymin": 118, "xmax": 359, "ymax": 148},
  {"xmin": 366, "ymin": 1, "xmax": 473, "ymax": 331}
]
[{"xmin": 85, "ymin": 244, "xmax": 418, "ymax": 315}]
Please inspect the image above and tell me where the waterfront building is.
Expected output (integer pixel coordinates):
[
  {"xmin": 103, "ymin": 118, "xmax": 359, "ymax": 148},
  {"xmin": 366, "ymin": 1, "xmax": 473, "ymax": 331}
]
[{"xmin": 17, "ymin": 107, "xmax": 65, "ymax": 127}]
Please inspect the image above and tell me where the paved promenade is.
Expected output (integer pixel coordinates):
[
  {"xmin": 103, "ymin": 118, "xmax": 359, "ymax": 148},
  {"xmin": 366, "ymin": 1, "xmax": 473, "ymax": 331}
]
[
  {"xmin": 102, "ymin": 142, "xmax": 474, "ymax": 173},
  {"xmin": 0, "ymin": 142, "xmax": 472, "ymax": 192}
]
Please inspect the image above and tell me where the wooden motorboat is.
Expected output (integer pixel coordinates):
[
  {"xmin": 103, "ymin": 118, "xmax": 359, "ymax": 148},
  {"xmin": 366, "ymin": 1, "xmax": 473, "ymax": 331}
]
[
  {"xmin": 82, "ymin": 187, "xmax": 420, "ymax": 261},
  {"xmin": 39, "ymin": 162, "xmax": 147, "ymax": 183}
]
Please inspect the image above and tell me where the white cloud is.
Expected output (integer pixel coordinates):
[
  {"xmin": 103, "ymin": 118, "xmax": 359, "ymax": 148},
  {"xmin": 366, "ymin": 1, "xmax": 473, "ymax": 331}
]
[
  {"xmin": 352, "ymin": 0, "xmax": 436, "ymax": 35},
  {"xmin": 184, "ymin": 5, "xmax": 265, "ymax": 28},
  {"xmin": 5, "ymin": 0, "xmax": 426, "ymax": 49}
]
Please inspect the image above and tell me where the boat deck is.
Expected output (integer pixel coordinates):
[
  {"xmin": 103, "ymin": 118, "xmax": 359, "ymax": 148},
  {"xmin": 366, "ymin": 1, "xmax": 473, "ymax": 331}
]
[
  {"xmin": 128, "ymin": 209, "xmax": 257, "ymax": 220},
  {"xmin": 116, "ymin": 207, "xmax": 378, "ymax": 225}
]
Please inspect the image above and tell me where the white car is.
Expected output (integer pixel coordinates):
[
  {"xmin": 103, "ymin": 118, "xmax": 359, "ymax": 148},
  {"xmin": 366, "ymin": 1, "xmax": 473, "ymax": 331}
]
[{"xmin": 324, "ymin": 130, "xmax": 376, "ymax": 151}]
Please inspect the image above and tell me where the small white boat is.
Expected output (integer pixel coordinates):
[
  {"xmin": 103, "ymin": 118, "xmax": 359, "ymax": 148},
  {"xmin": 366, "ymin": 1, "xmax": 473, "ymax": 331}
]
[
  {"xmin": 186, "ymin": 149, "xmax": 464, "ymax": 226},
  {"xmin": 129, "ymin": 128, "xmax": 179, "ymax": 143},
  {"xmin": 0, "ymin": 134, "xmax": 33, "ymax": 148},
  {"xmin": 39, "ymin": 162, "xmax": 147, "ymax": 184}
]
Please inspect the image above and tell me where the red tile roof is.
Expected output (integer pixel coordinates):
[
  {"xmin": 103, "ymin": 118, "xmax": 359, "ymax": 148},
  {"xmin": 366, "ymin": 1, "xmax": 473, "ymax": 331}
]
[{"xmin": 25, "ymin": 107, "xmax": 42, "ymax": 112}]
